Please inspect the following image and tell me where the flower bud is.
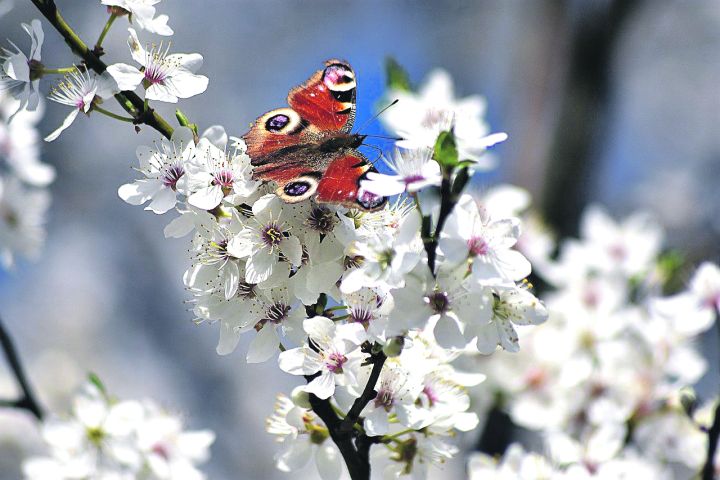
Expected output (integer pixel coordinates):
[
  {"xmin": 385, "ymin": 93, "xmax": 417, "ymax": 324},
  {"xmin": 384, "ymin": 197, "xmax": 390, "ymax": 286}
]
[
  {"xmin": 679, "ymin": 386, "xmax": 697, "ymax": 417},
  {"xmin": 291, "ymin": 386, "xmax": 311, "ymax": 409},
  {"xmin": 383, "ymin": 336, "xmax": 405, "ymax": 357}
]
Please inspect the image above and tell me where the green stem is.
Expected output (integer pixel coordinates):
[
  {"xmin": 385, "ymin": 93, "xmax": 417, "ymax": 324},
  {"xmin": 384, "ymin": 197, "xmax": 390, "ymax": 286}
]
[
  {"xmin": 42, "ymin": 66, "xmax": 77, "ymax": 75},
  {"xmin": 30, "ymin": 0, "xmax": 174, "ymax": 139},
  {"xmin": 93, "ymin": 105, "xmax": 134, "ymax": 122},
  {"xmin": 95, "ymin": 13, "xmax": 117, "ymax": 49},
  {"xmin": 325, "ymin": 305, "xmax": 348, "ymax": 312}
]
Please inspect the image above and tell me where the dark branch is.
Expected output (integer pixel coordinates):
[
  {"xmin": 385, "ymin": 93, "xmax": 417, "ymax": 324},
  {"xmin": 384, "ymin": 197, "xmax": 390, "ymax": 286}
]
[
  {"xmin": 29, "ymin": 0, "xmax": 175, "ymax": 139},
  {"xmin": 0, "ymin": 314, "xmax": 44, "ymax": 420},
  {"xmin": 341, "ymin": 351, "xmax": 386, "ymax": 433},
  {"xmin": 702, "ymin": 400, "xmax": 720, "ymax": 480},
  {"xmin": 304, "ymin": 349, "xmax": 386, "ymax": 480}
]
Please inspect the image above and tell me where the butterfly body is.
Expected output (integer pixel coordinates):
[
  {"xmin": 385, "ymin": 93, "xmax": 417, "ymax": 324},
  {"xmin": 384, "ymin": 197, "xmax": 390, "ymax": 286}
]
[{"xmin": 242, "ymin": 60, "xmax": 386, "ymax": 211}]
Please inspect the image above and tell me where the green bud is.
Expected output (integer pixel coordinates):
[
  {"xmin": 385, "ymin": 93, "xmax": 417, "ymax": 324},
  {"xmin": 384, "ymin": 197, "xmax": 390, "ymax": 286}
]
[
  {"xmin": 385, "ymin": 57, "xmax": 412, "ymax": 92},
  {"xmin": 433, "ymin": 129, "xmax": 458, "ymax": 168},
  {"xmin": 679, "ymin": 386, "xmax": 697, "ymax": 417},
  {"xmin": 291, "ymin": 386, "xmax": 311, "ymax": 409},
  {"xmin": 383, "ymin": 337, "xmax": 405, "ymax": 357}
]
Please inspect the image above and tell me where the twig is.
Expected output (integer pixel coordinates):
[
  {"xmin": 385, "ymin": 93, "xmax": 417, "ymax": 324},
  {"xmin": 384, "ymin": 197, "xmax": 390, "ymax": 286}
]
[
  {"xmin": 29, "ymin": 0, "xmax": 174, "ymax": 139},
  {"xmin": 702, "ymin": 400, "xmax": 720, "ymax": 480},
  {"xmin": 0, "ymin": 314, "xmax": 44, "ymax": 420},
  {"xmin": 701, "ymin": 320, "xmax": 720, "ymax": 480},
  {"xmin": 340, "ymin": 351, "xmax": 386, "ymax": 432}
]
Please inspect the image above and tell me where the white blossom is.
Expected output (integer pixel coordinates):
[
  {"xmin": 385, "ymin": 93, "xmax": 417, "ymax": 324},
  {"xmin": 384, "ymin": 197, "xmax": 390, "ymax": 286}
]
[
  {"xmin": 279, "ymin": 316, "xmax": 366, "ymax": 399},
  {"xmin": 101, "ymin": 0, "xmax": 173, "ymax": 36},
  {"xmin": 0, "ymin": 19, "xmax": 43, "ymax": 119},
  {"xmin": 45, "ymin": 69, "xmax": 118, "ymax": 142},
  {"xmin": 107, "ymin": 28, "xmax": 208, "ymax": 103}
]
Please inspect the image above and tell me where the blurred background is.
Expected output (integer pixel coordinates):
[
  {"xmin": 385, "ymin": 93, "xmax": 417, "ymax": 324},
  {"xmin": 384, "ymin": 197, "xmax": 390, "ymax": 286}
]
[{"xmin": 1, "ymin": 0, "xmax": 719, "ymax": 478}]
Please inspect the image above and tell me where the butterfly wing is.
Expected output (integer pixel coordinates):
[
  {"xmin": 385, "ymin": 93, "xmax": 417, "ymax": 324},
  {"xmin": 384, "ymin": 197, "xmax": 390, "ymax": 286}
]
[
  {"xmin": 243, "ymin": 60, "xmax": 382, "ymax": 210},
  {"xmin": 314, "ymin": 150, "xmax": 386, "ymax": 211},
  {"xmin": 260, "ymin": 149, "xmax": 385, "ymax": 211},
  {"xmin": 243, "ymin": 59, "xmax": 357, "ymax": 163},
  {"xmin": 287, "ymin": 59, "xmax": 356, "ymax": 133}
]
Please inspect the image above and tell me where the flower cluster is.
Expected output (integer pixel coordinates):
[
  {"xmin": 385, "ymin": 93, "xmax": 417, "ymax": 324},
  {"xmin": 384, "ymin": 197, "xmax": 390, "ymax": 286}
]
[
  {"xmin": 473, "ymin": 203, "xmax": 720, "ymax": 477},
  {"xmin": 113, "ymin": 65, "xmax": 545, "ymax": 478},
  {"xmin": 22, "ymin": 379, "xmax": 215, "ymax": 480}
]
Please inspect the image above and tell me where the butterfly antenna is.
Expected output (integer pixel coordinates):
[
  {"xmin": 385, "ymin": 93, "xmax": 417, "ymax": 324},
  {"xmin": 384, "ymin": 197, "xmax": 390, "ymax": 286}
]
[{"xmin": 356, "ymin": 99, "xmax": 400, "ymax": 134}]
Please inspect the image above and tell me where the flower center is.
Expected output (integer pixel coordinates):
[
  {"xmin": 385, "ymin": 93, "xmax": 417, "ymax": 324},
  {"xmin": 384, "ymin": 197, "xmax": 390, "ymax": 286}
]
[
  {"xmin": 350, "ymin": 306, "xmax": 374, "ymax": 325},
  {"xmin": 306, "ymin": 206, "xmax": 337, "ymax": 234},
  {"xmin": 236, "ymin": 281, "xmax": 256, "ymax": 299},
  {"xmin": 374, "ymin": 389, "xmax": 395, "ymax": 411},
  {"xmin": 151, "ymin": 442, "xmax": 170, "ymax": 460},
  {"xmin": 421, "ymin": 108, "xmax": 450, "ymax": 128},
  {"xmin": 422, "ymin": 385, "xmax": 439, "ymax": 407},
  {"xmin": 264, "ymin": 302, "xmax": 290, "ymax": 324},
  {"xmin": 162, "ymin": 163, "xmax": 185, "ymax": 189},
  {"xmin": 378, "ymin": 249, "xmax": 394, "ymax": 270},
  {"xmin": 261, "ymin": 223, "xmax": 284, "ymax": 249},
  {"xmin": 467, "ymin": 236, "xmax": 489, "ymax": 256},
  {"xmin": 325, "ymin": 352, "xmax": 347, "ymax": 373},
  {"xmin": 403, "ymin": 174, "xmax": 425, "ymax": 186},
  {"xmin": 212, "ymin": 169, "xmax": 234, "ymax": 188},
  {"xmin": 427, "ymin": 291, "xmax": 450, "ymax": 314}
]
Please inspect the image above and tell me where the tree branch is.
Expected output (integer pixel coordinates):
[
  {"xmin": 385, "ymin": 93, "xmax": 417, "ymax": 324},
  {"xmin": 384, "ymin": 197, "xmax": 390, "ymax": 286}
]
[
  {"xmin": 29, "ymin": 0, "xmax": 175, "ymax": 139},
  {"xmin": 341, "ymin": 351, "xmax": 386, "ymax": 433},
  {"xmin": 0, "ymin": 314, "xmax": 44, "ymax": 420},
  {"xmin": 304, "ymin": 349, "xmax": 386, "ymax": 480}
]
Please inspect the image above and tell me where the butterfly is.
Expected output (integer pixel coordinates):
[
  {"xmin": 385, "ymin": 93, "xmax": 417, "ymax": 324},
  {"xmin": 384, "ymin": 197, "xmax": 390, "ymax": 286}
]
[{"xmin": 242, "ymin": 59, "xmax": 387, "ymax": 211}]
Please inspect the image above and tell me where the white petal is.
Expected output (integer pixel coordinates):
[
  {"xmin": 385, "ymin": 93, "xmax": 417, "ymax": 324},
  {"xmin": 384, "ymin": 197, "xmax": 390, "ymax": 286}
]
[
  {"xmin": 433, "ymin": 314, "xmax": 467, "ymax": 349},
  {"xmin": 216, "ymin": 320, "xmax": 242, "ymax": 355},
  {"xmin": 145, "ymin": 186, "xmax": 176, "ymax": 214},
  {"xmin": 44, "ymin": 108, "xmax": 79, "ymax": 142},
  {"xmin": 127, "ymin": 28, "xmax": 147, "ymax": 66},
  {"xmin": 245, "ymin": 249, "xmax": 275, "ymax": 284},
  {"xmin": 246, "ymin": 324, "xmax": 279, "ymax": 363},
  {"xmin": 106, "ymin": 63, "xmax": 144, "ymax": 91},
  {"xmin": 164, "ymin": 213, "xmax": 196, "ymax": 238},
  {"xmin": 303, "ymin": 316, "xmax": 335, "ymax": 341},
  {"xmin": 145, "ymin": 83, "xmax": 179, "ymax": 103},
  {"xmin": 315, "ymin": 443, "xmax": 343, "ymax": 480},
  {"xmin": 280, "ymin": 236, "xmax": 303, "ymax": 267},
  {"xmin": 278, "ymin": 348, "xmax": 323, "ymax": 376},
  {"xmin": 305, "ymin": 371, "xmax": 336, "ymax": 399},
  {"xmin": 188, "ymin": 185, "xmax": 224, "ymax": 210},
  {"xmin": 277, "ymin": 437, "xmax": 312, "ymax": 472}
]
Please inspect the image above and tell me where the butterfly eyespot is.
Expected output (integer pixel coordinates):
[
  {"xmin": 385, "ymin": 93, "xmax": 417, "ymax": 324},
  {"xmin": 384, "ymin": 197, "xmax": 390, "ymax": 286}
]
[
  {"xmin": 323, "ymin": 64, "xmax": 356, "ymax": 92},
  {"xmin": 356, "ymin": 190, "xmax": 386, "ymax": 211},
  {"xmin": 266, "ymin": 114, "xmax": 289, "ymax": 132},
  {"xmin": 284, "ymin": 181, "xmax": 311, "ymax": 197}
]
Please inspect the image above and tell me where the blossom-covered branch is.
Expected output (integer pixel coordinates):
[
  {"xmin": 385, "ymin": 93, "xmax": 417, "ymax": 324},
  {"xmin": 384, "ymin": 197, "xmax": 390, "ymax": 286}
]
[{"xmin": 29, "ymin": 0, "xmax": 175, "ymax": 139}]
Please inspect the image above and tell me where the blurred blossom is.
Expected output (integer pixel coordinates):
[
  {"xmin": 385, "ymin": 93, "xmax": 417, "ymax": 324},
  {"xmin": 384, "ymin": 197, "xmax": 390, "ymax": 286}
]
[
  {"xmin": 0, "ymin": 175, "xmax": 50, "ymax": 268},
  {"xmin": 22, "ymin": 380, "xmax": 215, "ymax": 480},
  {"xmin": 380, "ymin": 69, "xmax": 507, "ymax": 169}
]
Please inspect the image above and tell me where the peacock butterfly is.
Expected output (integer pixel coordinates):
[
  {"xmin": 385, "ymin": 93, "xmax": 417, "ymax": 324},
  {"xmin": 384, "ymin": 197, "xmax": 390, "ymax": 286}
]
[{"xmin": 242, "ymin": 59, "xmax": 387, "ymax": 211}]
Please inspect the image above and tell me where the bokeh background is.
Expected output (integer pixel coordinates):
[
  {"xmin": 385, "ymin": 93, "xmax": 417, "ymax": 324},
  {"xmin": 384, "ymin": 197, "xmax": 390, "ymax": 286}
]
[{"xmin": 1, "ymin": 1, "xmax": 719, "ymax": 478}]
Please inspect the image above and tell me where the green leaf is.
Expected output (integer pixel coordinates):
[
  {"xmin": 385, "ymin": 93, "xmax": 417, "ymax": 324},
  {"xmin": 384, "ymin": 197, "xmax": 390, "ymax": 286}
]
[
  {"xmin": 385, "ymin": 57, "xmax": 412, "ymax": 92},
  {"xmin": 88, "ymin": 372, "xmax": 107, "ymax": 395},
  {"xmin": 433, "ymin": 130, "xmax": 459, "ymax": 168}
]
